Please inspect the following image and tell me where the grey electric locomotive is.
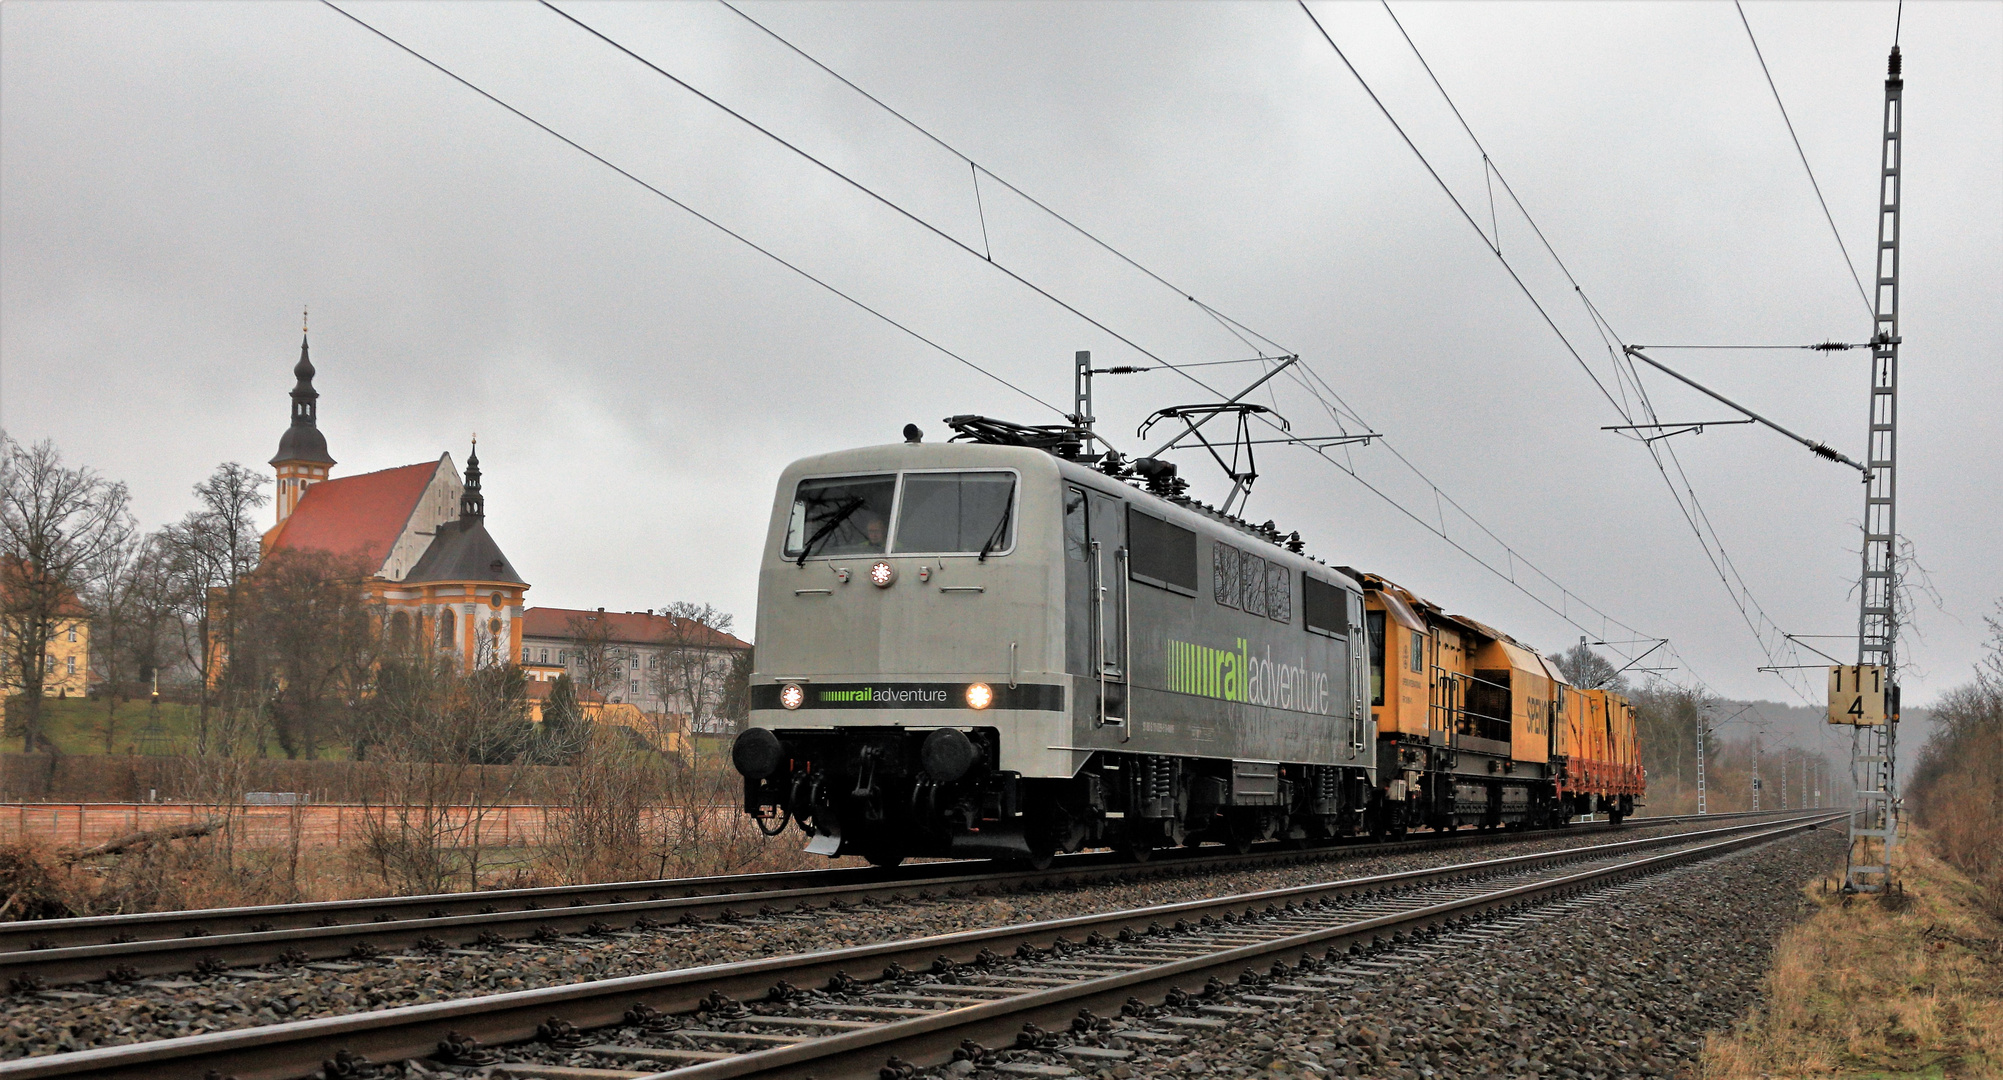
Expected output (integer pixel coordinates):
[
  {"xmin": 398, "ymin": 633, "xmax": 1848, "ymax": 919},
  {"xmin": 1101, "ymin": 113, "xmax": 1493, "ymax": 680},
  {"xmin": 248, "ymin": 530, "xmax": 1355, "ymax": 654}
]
[{"xmin": 732, "ymin": 419, "xmax": 1376, "ymax": 866}]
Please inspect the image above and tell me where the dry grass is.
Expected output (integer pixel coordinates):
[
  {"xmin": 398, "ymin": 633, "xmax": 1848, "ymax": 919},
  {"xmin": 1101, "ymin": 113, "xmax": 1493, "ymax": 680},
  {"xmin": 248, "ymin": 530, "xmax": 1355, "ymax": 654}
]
[
  {"xmin": 1, "ymin": 756, "xmax": 842, "ymax": 918},
  {"xmin": 1702, "ymin": 827, "xmax": 2003, "ymax": 1079}
]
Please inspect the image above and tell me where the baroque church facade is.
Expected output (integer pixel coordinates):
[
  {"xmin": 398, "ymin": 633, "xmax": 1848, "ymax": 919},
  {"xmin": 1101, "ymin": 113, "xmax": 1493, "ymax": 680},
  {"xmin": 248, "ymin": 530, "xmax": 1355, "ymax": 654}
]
[{"xmin": 261, "ymin": 330, "xmax": 529, "ymax": 668}]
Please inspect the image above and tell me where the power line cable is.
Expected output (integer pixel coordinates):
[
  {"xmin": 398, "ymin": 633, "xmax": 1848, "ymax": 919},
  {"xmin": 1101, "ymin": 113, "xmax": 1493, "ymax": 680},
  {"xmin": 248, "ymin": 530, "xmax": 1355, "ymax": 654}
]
[
  {"xmin": 718, "ymin": 0, "xmax": 1293, "ymax": 351},
  {"xmin": 704, "ymin": 0, "xmax": 1731, "ymax": 689},
  {"xmin": 389, "ymin": 0, "xmax": 1723, "ymax": 693},
  {"xmin": 1315, "ymin": 1, "xmax": 1820, "ymax": 702},
  {"xmin": 539, "ymin": 0, "xmax": 1202, "ymax": 399},
  {"xmin": 1733, "ymin": 0, "xmax": 1877, "ymax": 321},
  {"xmin": 317, "ymin": 0, "xmax": 1066, "ymax": 418}
]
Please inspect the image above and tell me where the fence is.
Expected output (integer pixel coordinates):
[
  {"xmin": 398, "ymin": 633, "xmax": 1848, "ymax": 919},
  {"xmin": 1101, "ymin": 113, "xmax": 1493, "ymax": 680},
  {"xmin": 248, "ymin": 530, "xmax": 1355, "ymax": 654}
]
[
  {"xmin": 0, "ymin": 800, "xmax": 751, "ymax": 853},
  {"xmin": 0, "ymin": 754, "xmax": 594, "ymax": 805},
  {"xmin": 1, "ymin": 802, "xmax": 559, "ymax": 851}
]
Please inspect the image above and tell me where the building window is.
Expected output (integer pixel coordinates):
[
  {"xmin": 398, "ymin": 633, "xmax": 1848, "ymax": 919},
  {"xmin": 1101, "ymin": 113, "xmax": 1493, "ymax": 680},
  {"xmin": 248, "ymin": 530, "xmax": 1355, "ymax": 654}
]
[
  {"xmin": 439, "ymin": 607, "xmax": 456, "ymax": 648},
  {"xmin": 522, "ymin": 645, "xmax": 532, "ymax": 664},
  {"xmin": 630, "ymin": 655, "xmax": 640, "ymax": 670},
  {"xmin": 45, "ymin": 655, "xmax": 55, "ymax": 673},
  {"xmin": 630, "ymin": 679, "xmax": 640, "ymax": 695},
  {"xmin": 67, "ymin": 625, "xmax": 77, "ymax": 643},
  {"xmin": 67, "ymin": 656, "xmax": 77, "ymax": 675},
  {"xmin": 540, "ymin": 649, "xmax": 549, "ymax": 664}
]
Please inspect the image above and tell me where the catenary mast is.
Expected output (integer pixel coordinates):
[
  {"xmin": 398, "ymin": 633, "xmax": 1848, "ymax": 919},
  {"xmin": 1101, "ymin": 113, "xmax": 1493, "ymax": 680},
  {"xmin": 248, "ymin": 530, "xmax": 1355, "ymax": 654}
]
[{"xmin": 1847, "ymin": 45, "xmax": 1904, "ymax": 893}]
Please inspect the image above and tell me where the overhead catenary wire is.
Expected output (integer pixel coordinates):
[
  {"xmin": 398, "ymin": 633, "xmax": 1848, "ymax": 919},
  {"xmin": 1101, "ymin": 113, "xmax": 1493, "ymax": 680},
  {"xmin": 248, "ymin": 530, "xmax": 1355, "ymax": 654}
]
[
  {"xmin": 1733, "ymin": 0, "xmax": 1877, "ymax": 322},
  {"xmin": 350, "ymin": 0, "xmax": 1733, "ymax": 695},
  {"xmin": 1369, "ymin": 2, "xmax": 1829, "ymax": 703},
  {"xmin": 315, "ymin": 1, "xmax": 1067, "ymax": 420},
  {"xmin": 537, "ymin": 0, "xmax": 1201, "ymax": 409},
  {"xmin": 709, "ymin": 0, "xmax": 1767, "ymax": 694},
  {"xmin": 1312, "ymin": 1, "xmax": 1822, "ymax": 703},
  {"xmin": 708, "ymin": 0, "xmax": 1714, "ymax": 681}
]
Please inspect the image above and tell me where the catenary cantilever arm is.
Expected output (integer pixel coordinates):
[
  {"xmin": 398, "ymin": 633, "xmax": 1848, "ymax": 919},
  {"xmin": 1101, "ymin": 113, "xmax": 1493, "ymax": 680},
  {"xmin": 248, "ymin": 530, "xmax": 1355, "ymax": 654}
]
[{"xmin": 1623, "ymin": 346, "xmax": 1867, "ymax": 474}]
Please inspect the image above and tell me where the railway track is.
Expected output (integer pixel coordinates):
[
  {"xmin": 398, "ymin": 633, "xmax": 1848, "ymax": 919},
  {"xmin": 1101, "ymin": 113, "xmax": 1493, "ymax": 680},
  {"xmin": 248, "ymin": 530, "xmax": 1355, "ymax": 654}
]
[
  {"xmin": 0, "ymin": 811, "xmax": 1786, "ymax": 987},
  {"xmin": 0, "ymin": 812, "xmax": 1838, "ymax": 1080}
]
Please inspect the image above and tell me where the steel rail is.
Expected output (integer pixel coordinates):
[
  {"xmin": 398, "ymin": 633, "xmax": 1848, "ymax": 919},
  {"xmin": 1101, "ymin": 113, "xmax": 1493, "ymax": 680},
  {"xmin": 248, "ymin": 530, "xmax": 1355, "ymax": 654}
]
[
  {"xmin": 0, "ymin": 812, "xmax": 1838, "ymax": 1080},
  {"xmin": 0, "ymin": 812, "xmax": 1786, "ymax": 987},
  {"xmin": 655, "ymin": 813, "xmax": 1840, "ymax": 1080},
  {"xmin": 0, "ymin": 809, "xmax": 1783, "ymax": 958}
]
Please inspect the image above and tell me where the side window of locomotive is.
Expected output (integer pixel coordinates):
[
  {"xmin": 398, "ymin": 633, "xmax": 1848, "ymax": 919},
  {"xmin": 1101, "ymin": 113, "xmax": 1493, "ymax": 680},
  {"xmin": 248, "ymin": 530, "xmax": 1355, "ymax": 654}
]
[
  {"xmin": 1408, "ymin": 629, "xmax": 1425, "ymax": 674},
  {"xmin": 1239, "ymin": 550, "xmax": 1268, "ymax": 617},
  {"xmin": 1302, "ymin": 575, "xmax": 1348, "ymax": 638},
  {"xmin": 1127, "ymin": 508, "xmax": 1197, "ymax": 595},
  {"xmin": 1265, "ymin": 562, "xmax": 1291, "ymax": 623},
  {"xmin": 783, "ymin": 474, "xmax": 896, "ymax": 560},
  {"xmin": 1366, "ymin": 609, "xmax": 1386, "ymax": 707},
  {"xmin": 1212, "ymin": 542, "xmax": 1241, "ymax": 608},
  {"xmin": 893, "ymin": 471, "xmax": 1016, "ymax": 555}
]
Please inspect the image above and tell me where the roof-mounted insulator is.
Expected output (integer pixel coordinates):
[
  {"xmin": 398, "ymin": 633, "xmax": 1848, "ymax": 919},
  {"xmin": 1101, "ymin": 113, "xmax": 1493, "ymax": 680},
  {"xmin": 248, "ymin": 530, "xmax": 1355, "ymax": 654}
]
[{"xmin": 1888, "ymin": 45, "xmax": 1901, "ymax": 79}]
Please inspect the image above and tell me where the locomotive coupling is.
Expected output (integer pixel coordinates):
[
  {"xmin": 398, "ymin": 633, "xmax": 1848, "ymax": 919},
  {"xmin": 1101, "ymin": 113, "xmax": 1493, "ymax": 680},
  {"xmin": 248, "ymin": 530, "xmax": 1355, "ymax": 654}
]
[{"xmin": 732, "ymin": 727, "xmax": 785, "ymax": 780}]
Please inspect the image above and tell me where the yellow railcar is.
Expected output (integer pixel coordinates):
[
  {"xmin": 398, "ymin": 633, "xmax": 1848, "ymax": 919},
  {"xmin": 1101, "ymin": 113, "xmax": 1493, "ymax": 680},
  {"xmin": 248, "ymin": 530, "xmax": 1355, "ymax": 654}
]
[{"xmin": 1346, "ymin": 568, "xmax": 1640, "ymax": 829}]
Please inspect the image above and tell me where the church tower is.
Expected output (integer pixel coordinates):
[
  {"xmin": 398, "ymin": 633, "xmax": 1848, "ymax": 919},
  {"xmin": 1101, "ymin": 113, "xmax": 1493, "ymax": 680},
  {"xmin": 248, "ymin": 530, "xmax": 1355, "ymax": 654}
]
[{"xmin": 270, "ymin": 316, "xmax": 337, "ymax": 524}]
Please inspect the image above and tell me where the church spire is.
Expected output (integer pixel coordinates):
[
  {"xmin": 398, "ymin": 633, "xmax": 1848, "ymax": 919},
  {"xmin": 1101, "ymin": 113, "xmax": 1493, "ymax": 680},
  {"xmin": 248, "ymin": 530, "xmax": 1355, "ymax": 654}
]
[
  {"xmin": 272, "ymin": 311, "xmax": 335, "ymax": 525},
  {"xmin": 460, "ymin": 436, "xmax": 484, "ymax": 519}
]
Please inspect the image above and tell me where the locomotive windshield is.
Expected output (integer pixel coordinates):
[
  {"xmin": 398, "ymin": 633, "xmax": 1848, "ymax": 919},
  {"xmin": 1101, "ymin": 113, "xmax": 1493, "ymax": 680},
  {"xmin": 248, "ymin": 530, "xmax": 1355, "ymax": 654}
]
[
  {"xmin": 894, "ymin": 471, "xmax": 1016, "ymax": 555},
  {"xmin": 782, "ymin": 470, "xmax": 1017, "ymax": 561},
  {"xmin": 784, "ymin": 474, "xmax": 895, "ymax": 561}
]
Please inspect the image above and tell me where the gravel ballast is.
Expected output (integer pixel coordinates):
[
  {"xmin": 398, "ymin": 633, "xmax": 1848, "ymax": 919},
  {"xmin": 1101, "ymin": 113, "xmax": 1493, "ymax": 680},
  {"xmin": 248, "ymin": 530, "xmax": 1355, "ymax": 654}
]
[
  {"xmin": 997, "ymin": 826, "xmax": 1844, "ymax": 1080},
  {"xmin": 0, "ymin": 818, "xmax": 1791, "ymax": 1062}
]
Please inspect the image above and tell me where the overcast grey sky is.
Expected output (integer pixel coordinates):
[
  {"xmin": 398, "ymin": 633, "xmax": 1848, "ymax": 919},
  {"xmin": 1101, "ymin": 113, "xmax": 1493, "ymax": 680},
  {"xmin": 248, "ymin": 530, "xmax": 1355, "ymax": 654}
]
[{"xmin": 4, "ymin": 1, "xmax": 1998, "ymax": 713}]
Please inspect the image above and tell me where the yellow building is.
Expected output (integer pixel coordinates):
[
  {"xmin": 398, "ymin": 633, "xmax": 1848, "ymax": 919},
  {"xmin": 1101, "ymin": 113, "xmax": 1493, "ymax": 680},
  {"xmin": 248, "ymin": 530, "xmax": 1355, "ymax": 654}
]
[
  {"xmin": 0, "ymin": 610, "xmax": 90, "ymax": 697},
  {"xmin": 257, "ymin": 329, "xmax": 529, "ymax": 668}
]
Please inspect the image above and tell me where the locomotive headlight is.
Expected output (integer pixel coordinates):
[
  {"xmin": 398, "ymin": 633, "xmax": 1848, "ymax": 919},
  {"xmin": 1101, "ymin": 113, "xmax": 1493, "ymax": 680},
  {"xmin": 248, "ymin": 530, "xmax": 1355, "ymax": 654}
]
[
  {"xmin": 780, "ymin": 683, "xmax": 805, "ymax": 710},
  {"xmin": 965, "ymin": 682, "xmax": 994, "ymax": 710},
  {"xmin": 869, "ymin": 561, "xmax": 896, "ymax": 587}
]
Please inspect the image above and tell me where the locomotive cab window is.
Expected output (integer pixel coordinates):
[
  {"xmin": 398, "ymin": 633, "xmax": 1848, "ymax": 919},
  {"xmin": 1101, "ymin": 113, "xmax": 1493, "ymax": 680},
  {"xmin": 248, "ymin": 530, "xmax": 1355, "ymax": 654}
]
[
  {"xmin": 1302, "ymin": 575, "xmax": 1348, "ymax": 638},
  {"xmin": 784, "ymin": 474, "xmax": 895, "ymax": 560},
  {"xmin": 1127, "ymin": 508, "xmax": 1197, "ymax": 595},
  {"xmin": 893, "ymin": 471, "xmax": 1016, "ymax": 556}
]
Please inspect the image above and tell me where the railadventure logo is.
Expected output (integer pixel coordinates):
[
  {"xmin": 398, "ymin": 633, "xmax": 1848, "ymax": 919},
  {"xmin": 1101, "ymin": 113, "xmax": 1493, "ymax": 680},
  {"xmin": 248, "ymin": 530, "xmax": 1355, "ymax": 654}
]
[
  {"xmin": 1167, "ymin": 637, "xmax": 1331, "ymax": 715},
  {"xmin": 817, "ymin": 687, "xmax": 950, "ymax": 704}
]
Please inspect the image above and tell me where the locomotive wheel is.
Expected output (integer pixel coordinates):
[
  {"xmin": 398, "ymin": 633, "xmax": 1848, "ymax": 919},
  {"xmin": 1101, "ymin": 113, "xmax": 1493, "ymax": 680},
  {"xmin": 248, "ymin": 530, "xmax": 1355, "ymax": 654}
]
[
  {"xmin": 1019, "ymin": 844, "xmax": 1056, "ymax": 872},
  {"xmin": 1121, "ymin": 841, "xmax": 1154, "ymax": 864}
]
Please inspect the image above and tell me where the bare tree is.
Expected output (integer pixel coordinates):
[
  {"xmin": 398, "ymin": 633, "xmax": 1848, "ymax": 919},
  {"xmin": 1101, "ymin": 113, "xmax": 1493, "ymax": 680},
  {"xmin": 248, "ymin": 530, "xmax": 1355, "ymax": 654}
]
[
  {"xmin": 83, "ymin": 532, "xmax": 146, "ymax": 752},
  {"xmin": 157, "ymin": 463, "xmax": 269, "ymax": 743},
  {"xmin": 353, "ymin": 652, "xmax": 535, "ymax": 893},
  {"xmin": 1553, "ymin": 638, "xmax": 1627, "ymax": 693},
  {"xmin": 229, "ymin": 547, "xmax": 376, "ymax": 759},
  {"xmin": 0, "ymin": 435, "xmax": 136, "ymax": 752},
  {"xmin": 565, "ymin": 611, "xmax": 625, "ymax": 699},
  {"xmin": 651, "ymin": 601, "xmax": 738, "ymax": 735},
  {"xmin": 720, "ymin": 645, "xmax": 754, "ymax": 733}
]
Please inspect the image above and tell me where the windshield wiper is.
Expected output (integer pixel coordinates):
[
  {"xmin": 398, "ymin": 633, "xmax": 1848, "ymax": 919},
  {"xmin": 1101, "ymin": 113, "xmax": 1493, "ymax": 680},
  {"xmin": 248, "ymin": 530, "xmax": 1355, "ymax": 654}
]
[
  {"xmin": 978, "ymin": 502, "xmax": 1013, "ymax": 563},
  {"xmin": 795, "ymin": 497, "xmax": 866, "ymax": 566}
]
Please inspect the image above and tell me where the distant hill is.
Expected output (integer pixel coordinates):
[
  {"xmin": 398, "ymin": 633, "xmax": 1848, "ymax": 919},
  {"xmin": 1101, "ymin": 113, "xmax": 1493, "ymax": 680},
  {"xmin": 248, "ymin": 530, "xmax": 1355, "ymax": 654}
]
[{"xmin": 1703, "ymin": 697, "xmax": 1932, "ymax": 755}]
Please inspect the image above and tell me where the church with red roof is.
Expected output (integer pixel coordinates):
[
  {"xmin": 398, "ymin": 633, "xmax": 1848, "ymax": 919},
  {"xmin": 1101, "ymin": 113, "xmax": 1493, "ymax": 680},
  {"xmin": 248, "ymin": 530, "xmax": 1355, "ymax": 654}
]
[{"xmin": 262, "ymin": 330, "xmax": 529, "ymax": 668}]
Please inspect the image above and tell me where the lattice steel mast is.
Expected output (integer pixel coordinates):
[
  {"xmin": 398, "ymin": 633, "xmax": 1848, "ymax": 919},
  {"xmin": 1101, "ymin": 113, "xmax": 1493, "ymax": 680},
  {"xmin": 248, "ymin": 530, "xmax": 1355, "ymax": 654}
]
[{"xmin": 1848, "ymin": 45, "xmax": 1904, "ymax": 893}]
